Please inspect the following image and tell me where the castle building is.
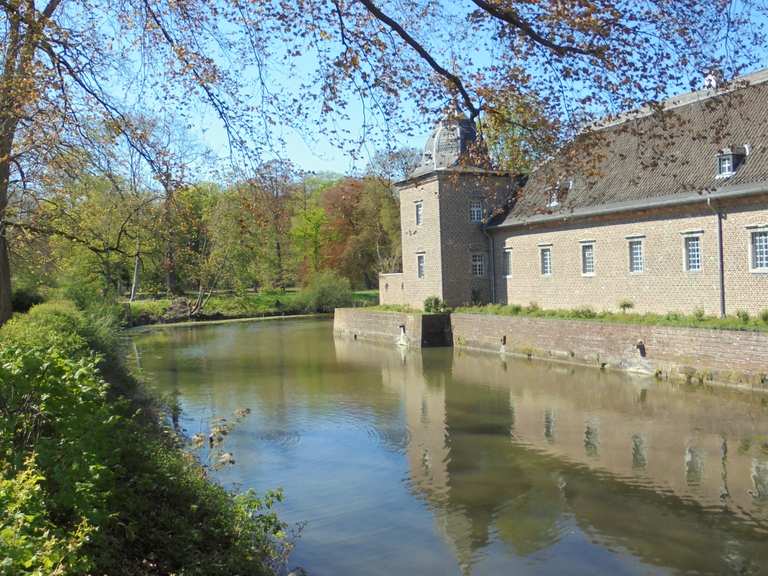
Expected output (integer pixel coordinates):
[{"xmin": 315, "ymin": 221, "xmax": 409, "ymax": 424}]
[{"xmin": 380, "ymin": 69, "xmax": 768, "ymax": 316}]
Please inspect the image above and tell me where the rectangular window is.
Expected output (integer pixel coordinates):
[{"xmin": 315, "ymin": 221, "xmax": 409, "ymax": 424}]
[
  {"xmin": 718, "ymin": 155, "xmax": 733, "ymax": 176},
  {"xmin": 628, "ymin": 239, "xmax": 644, "ymax": 273},
  {"xmin": 581, "ymin": 243, "xmax": 595, "ymax": 275},
  {"xmin": 415, "ymin": 201, "xmax": 423, "ymax": 226},
  {"xmin": 684, "ymin": 236, "xmax": 702, "ymax": 271},
  {"xmin": 469, "ymin": 200, "xmax": 483, "ymax": 223},
  {"xmin": 540, "ymin": 247, "xmax": 552, "ymax": 276},
  {"xmin": 471, "ymin": 253, "xmax": 486, "ymax": 277},
  {"xmin": 751, "ymin": 230, "xmax": 768, "ymax": 271},
  {"xmin": 547, "ymin": 189, "xmax": 560, "ymax": 208},
  {"xmin": 503, "ymin": 249, "xmax": 512, "ymax": 277},
  {"xmin": 417, "ymin": 254, "xmax": 425, "ymax": 278}
]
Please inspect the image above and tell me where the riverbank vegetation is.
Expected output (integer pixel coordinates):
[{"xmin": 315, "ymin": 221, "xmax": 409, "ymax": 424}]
[
  {"xmin": 457, "ymin": 303, "xmax": 768, "ymax": 333},
  {"xmin": 0, "ymin": 301, "xmax": 287, "ymax": 575},
  {"xmin": 11, "ymin": 160, "xmax": 400, "ymax": 325},
  {"xmin": 128, "ymin": 283, "xmax": 378, "ymax": 325}
]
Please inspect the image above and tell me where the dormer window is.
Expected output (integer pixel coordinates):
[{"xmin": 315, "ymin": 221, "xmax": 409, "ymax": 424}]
[
  {"xmin": 716, "ymin": 146, "xmax": 747, "ymax": 178},
  {"xmin": 547, "ymin": 189, "xmax": 560, "ymax": 208},
  {"xmin": 546, "ymin": 179, "xmax": 572, "ymax": 208},
  {"xmin": 717, "ymin": 155, "xmax": 733, "ymax": 176}
]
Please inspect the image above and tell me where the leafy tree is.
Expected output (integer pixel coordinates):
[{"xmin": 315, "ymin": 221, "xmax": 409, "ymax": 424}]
[
  {"xmin": 322, "ymin": 177, "xmax": 401, "ymax": 287},
  {"xmin": 1, "ymin": 0, "xmax": 766, "ymax": 323}
]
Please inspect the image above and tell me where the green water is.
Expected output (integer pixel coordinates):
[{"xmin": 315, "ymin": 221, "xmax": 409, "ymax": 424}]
[{"xmin": 129, "ymin": 318, "xmax": 768, "ymax": 576}]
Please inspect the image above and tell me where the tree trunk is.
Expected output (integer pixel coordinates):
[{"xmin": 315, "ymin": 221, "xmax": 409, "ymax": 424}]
[
  {"xmin": 0, "ymin": 228, "xmax": 12, "ymax": 324},
  {"xmin": 0, "ymin": 137, "xmax": 15, "ymax": 325},
  {"xmin": 130, "ymin": 254, "xmax": 141, "ymax": 301}
]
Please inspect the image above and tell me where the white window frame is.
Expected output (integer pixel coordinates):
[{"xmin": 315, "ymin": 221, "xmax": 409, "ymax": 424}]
[
  {"xmin": 682, "ymin": 233, "xmax": 702, "ymax": 272},
  {"xmin": 416, "ymin": 253, "xmax": 425, "ymax": 279},
  {"xmin": 716, "ymin": 155, "xmax": 735, "ymax": 178},
  {"xmin": 580, "ymin": 241, "xmax": 595, "ymax": 276},
  {"xmin": 471, "ymin": 253, "xmax": 486, "ymax": 277},
  {"xmin": 539, "ymin": 245, "xmax": 553, "ymax": 276},
  {"xmin": 628, "ymin": 237, "xmax": 645, "ymax": 274},
  {"xmin": 546, "ymin": 188, "xmax": 560, "ymax": 208},
  {"xmin": 415, "ymin": 201, "xmax": 423, "ymax": 226},
  {"xmin": 469, "ymin": 199, "xmax": 483, "ymax": 223},
  {"xmin": 749, "ymin": 228, "xmax": 768, "ymax": 273},
  {"xmin": 503, "ymin": 248, "xmax": 512, "ymax": 277}
]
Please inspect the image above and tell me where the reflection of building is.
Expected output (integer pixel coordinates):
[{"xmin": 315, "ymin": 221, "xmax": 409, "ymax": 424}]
[
  {"xmin": 452, "ymin": 352, "xmax": 768, "ymax": 515},
  {"xmin": 335, "ymin": 335, "xmax": 768, "ymax": 574}
]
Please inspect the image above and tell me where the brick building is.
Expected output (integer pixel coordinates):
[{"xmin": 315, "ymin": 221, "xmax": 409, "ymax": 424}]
[{"xmin": 380, "ymin": 69, "xmax": 768, "ymax": 315}]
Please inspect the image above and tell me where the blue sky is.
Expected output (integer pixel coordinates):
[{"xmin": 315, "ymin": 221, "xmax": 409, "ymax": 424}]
[{"xmin": 171, "ymin": 2, "xmax": 768, "ymax": 178}]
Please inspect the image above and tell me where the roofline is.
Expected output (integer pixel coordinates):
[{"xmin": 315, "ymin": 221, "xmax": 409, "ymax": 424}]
[
  {"xmin": 592, "ymin": 67, "xmax": 768, "ymax": 131},
  {"xmin": 489, "ymin": 181, "xmax": 768, "ymax": 230},
  {"xmin": 395, "ymin": 166, "xmax": 513, "ymax": 188}
]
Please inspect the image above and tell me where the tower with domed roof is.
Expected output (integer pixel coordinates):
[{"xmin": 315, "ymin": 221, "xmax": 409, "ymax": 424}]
[{"xmin": 378, "ymin": 113, "xmax": 514, "ymax": 309}]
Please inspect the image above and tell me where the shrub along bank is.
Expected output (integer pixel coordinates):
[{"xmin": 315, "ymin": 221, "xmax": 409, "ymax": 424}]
[
  {"xmin": 457, "ymin": 303, "xmax": 768, "ymax": 332},
  {"xmin": 128, "ymin": 272, "xmax": 377, "ymax": 325},
  {"xmin": 0, "ymin": 302, "xmax": 285, "ymax": 576}
]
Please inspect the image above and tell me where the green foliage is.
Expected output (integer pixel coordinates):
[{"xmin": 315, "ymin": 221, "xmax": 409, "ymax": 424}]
[
  {"xmin": 0, "ymin": 303, "xmax": 284, "ymax": 575},
  {"xmin": 618, "ymin": 299, "xmax": 634, "ymax": 313},
  {"xmin": 572, "ymin": 306, "xmax": 597, "ymax": 319},
  {"xmin": 423, "ymin": 296, "xmax": 447, "ymax": 313},
  {"xmin": 761, "ymin": 309, "xmax": 768, "ymax": 324},
  {"xmin": 296, "ymin": 271, "xmax": 353, "ymax": 312},
  {"xmin": 737, "ymin": 310, "xmax": 750, "ymax": 323},
  {"xmin": 370, "ymin": 304, "xmax": 418, "ymax": 313},
  {"xmin": 0, "ymin": 459, "xmax": 92, "ymax": 576},
  {"xmin": 457, "ymin": 303, "xmax": 768, "ymax": 333},
  {"xmin": 10, "ymin": 287, "xmax": 44, "ymax": 313},
  {"xmin": 128, "ymin": 290, "xmax": 377, "ymax": 324},
  {"xmin": 693, "ymin": 308, "xmax": 706, "ymax": 321}
]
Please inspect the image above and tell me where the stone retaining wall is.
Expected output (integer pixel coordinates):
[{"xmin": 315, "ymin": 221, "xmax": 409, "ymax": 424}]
[
  {"xmin": 451, "ymin": 313, "xmax": 768, "ymax": 390},
  {"xmin": 333, "ymin": 308, "xmax": 451, "ymax": 347}
]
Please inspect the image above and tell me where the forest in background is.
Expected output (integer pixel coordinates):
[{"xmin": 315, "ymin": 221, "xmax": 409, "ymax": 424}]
[{"xmin": 9, "ymin": 120, "xmax": 417, "ymax": 316}]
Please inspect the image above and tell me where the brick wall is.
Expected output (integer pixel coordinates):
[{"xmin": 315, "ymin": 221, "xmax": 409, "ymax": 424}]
[
  {"xmin": 334, "ymin": 308, "xmax": 451, "ymax": 347},
  {"xmin": 721, "ymin": 199, "xmax": 768, "ymax": 315},
  {"xmin": 398, "ymin": 177, "xmax": 444, "ymax": 308},
  {"xmin": 395, "ymin": 170, "xmax": 512, "ymax": 309},
  {"xmin": 379, "ymin": 273, "xmax": 405, "ymax": 306},
  {"xmin": 451, "ymin": 312, "xmax": 768, "ymax": 388},
  {"xmin": 490, "ymin": 196, "xmax": 768, "ymax": 316},
  {"xmin": 438, "ymin": 172, "xmax": 511, "ymax": 307},
  {"xmin": 334, "ymin": 308, "xmax": 423, "ymax": 346}
]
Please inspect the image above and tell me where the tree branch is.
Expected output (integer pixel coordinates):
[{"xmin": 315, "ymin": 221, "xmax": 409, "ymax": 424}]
[
  {"xmin": 469, "ymin": 0, "xmax": 599, "ymax": 57},
  {"xmin": 355, "ymin": 0, "xmax": 480, "ymax": 118}
]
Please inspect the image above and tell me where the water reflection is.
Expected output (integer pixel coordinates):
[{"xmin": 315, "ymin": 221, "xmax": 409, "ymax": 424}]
[{"xmin": 131, "ymin": 319, "xmax": 768, "ymax": 576}]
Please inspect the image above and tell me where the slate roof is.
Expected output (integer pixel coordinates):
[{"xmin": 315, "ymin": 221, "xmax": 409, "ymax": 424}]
[
  {"xmin": 408, "ymin": 115, "xmax": 482, "ymax": 179},
  {"xmin": 493, "ymin": 68, "xmax": 768, "ymax": 228}
]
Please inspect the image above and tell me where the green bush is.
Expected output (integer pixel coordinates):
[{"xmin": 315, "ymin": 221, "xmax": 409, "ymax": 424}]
[
  {"xmin": 455, "ymin": 303, "xmax": 768, "ymax": 333},
  {"xmin": 693, "ymin": 308, "xmax": 706, "ymax": 321},
  {"xmin": 11, "ymin": 287, "xmax": 44, "ymax": 313},
  {"xmin": 737, "ymin": 310, "xmax": 750, "ymax": 323},
  {"xmin": 0, "ymin": 458, "xmax": 92, "ymax": 576},
  {"xmin": 761, "ymin": 309, "xmax": 768, "ymax": 324},
  {"xmin": 0, "ymin": 302, "xmax": 284, "ymax": 576},
  {"xmin": 618, "ymin": 299, "xmax": 634, "ymax": 313},
  {"xmin": 423, "ymin": 296, "xmax": 447, "ymax": 313},
  {"xmin": 297, "ymin": 271, "xmax": 353, "ymax": 312},
  {"xmin": 572, "ymin": 306, "xmax": 597, "ymax": 319}
]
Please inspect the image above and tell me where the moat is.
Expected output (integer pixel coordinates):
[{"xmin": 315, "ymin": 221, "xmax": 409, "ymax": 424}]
[{"xmin": 129, "ymin": 318, "xmax": 768, "ymax": 576}]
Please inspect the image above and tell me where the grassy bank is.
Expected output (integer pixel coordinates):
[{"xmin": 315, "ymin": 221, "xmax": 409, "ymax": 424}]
[
  {"xmin": 128, "ymin": 289, "xmax": 378, "ymax": 325},
  {"xmin": 0, "ymin": 302, "xmax": 286, "ymax": 575},
  {"xmin": 457, "ymin": 303, "xmax": 768, "ymax": 332}
]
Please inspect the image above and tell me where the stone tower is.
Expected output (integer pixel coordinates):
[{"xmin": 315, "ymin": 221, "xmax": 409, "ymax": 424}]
[{"xmin": 378, "ymin": 114, "xmax": 514, "ymax": 310}]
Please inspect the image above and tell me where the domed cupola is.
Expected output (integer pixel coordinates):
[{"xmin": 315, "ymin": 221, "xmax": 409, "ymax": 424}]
[{"xmin": 409, "ymin": 113, "xmax": 487, "ymax": 178}]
